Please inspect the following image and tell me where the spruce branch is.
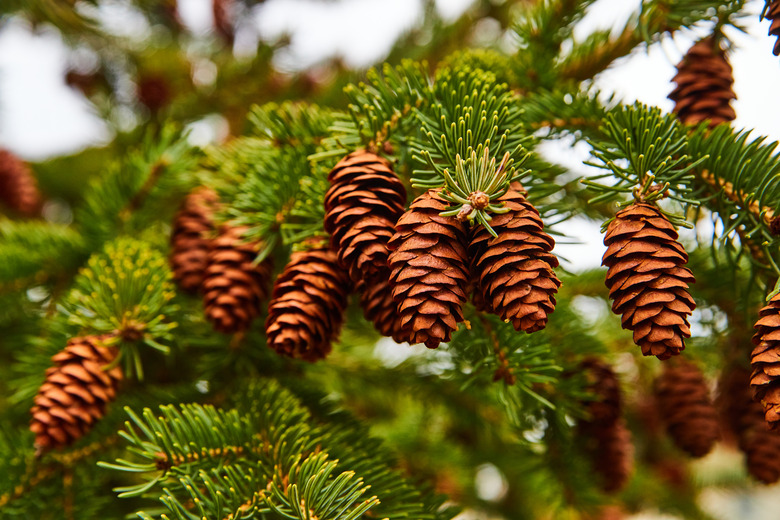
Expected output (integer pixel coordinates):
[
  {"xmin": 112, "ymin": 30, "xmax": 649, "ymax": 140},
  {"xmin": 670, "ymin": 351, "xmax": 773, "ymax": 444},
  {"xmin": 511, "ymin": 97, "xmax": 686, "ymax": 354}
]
[
  {"xmin": 60, "ymin": 238, "xmax": 177, "ymax": 377},
  {"xmin": 584, "ymin": 103, "xmax": 704, "ymax": 226}
]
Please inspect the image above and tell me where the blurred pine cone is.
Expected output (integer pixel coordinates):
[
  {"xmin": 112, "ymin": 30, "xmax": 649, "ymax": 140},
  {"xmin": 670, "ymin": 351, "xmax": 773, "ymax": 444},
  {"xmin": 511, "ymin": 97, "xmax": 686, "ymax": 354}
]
[
  {"xmin": 654, "ymin": 360, "xmax": 720, "ymax": 457},
  {"xmin": 669, "ymin": 37, "xmax": 736, "ymax": 128},
  {"xmin": 0, "ymin": 149, "xmax": 42, "ymax": 216},
  {"xmin": 766, "ymin": 0, "xmax": 780, "ymax": 56},
  {"xmin": 602, "ymin": 203, "xmax": 695, "ymax": 360},
  {"xmin": 202, "ymin": 226, "xmax": 273, "ymax": 333},
  {"xmin": 30, "ymin": 335, "xmax": 122, "ymax": 453},
  {"xmin": 587, "ymin": 420, "xmax": 634, "ymax": 493},
  {"xmin": 388, "ymin": 190, "xmax": 470, "ymax": 348},
  {"xmin": 577, "ymin": 358, "xmax": 634, "ymax": 493},
  {"xmin": 718, "ymin": 367, "xmax": 780, "ymax": 484},
  {"xmin": 469, "ymin": 183, "xmax": 560, "ymax": 332},
  {"xmin": 170, "ymin": 187, "xmax": 219, "ymax": 293},
  {"xmin": 266, "ymin": 239, "xmax": 351, "ymax": 361},
  {"xmin": 751, "ymin": 293, "xmax": 780, "ymax": 429}
]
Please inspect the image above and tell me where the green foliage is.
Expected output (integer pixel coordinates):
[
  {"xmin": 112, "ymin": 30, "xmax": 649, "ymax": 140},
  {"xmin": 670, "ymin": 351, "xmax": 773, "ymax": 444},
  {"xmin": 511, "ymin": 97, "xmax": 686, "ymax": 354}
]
[
  {"xmin": 687, "ymin": 125, "xmax": 780, "ymax": 279},
  {"xmin": 0, "ymin": 219, "xmax": 85, "ymax": 287},
  {"xmin": 60, "ymin": 237, "xmax": 176, "ymax": 376},
  {"xmin": 103, "ymin": 380, "xmax": 452, "ymax": 520},
  {"xmin": 584, "ymin": 104, "xmax": 704, "ymax": 225},
  {"xmin": 5, "ymin": 0, "xmax": 780, "ymax": 518},
  {"xmin": 76, "ymin": 126, "xmax": 198, "ymax": 249}
]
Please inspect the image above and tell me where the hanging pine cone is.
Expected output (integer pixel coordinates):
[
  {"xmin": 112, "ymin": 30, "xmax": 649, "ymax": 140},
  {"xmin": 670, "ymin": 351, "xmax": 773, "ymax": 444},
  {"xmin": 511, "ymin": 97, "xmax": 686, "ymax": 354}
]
[
  {"xmin": 766, "ymin": 0, "xmax": 780, "ymax": 56},
  {"xmin": 266, "ymin": 240, "xmax": 351, "ymax": 362},
  {"xmin": 718, "ymin": 367, "xmax": 780, "ymax": 484},
  {"xmin": 668, "ymin": 37, "xmax": 736, "ymax": 128},
  {"xmin": 324, "ymin": 150, "xmax": 407, "ymax": 283},
  {"xmin": 202, "ymin": 225, "xmax": 273, "ymax": 334},
  {"xmin": 30, "ymin": 335, "xmax": 122, "ymax": 453},
  {"xmin": 0, "ymin": 149, "xmax": 42, "ymax": 216},
  {"xmin": 170, "ymin": 187, "xmax": 219, "ymax": 293},
  {"xmin": 750, "ymin": 293, "xmax": 780, "ymax": 429},
  {"xmin": 602, "ymin": 202, "xmax": 696, "ymax": 360},
  {"xmin": 356, "ymin": 276, "xmax": 408, "ymax": 343},
  {"xmin": 576, "ymin": 358, "xmax": 634, "ymax": 493},
  {"xmin": 212, "ymin": 0, "xmax": 235, "ymax": 44},
  {"xmin": 579, "ymin": 357, "xmax": 622, "ymax": 424},
  {"xmin": 654, "ymin": 360, "xmax": 720, "ymax": 457},
  {"xmin": 586, "ymin": 420, "xmax": 635, "ymax": 493},
  {"xmin": 469, "ymin": 183, "xmax": 560, "ymax": 332},
  {"xmin": 387, "ymin": 189, "xmax": 469, "ymax": 348}
]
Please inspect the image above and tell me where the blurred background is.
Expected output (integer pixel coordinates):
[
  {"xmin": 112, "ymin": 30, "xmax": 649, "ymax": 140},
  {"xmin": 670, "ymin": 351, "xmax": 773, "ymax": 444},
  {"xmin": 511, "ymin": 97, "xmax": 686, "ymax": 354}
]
[{"xmin": 1, "ymin": 1, "xmax": 780, "ymax": 518}]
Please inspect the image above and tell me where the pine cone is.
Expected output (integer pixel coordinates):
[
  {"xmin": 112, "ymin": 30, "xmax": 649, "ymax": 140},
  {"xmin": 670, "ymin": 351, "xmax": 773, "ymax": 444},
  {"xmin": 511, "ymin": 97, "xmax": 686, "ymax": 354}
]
[
  {"xmin": 202, "ymin": 226, "xmax": 273, "ymax": 333},
  {"xmin": 0, "ymin": 149, "xmax": 42, "ymax": 216},
  {"xmin": 750, "ymin": 293, "xmax": 780, "ymax": 429},
  {"xmin": 718, "ymin": 367, "xmax": 780, "ymax": 484},
  {"xmin": 356, "ymin": 276, "xmax": 408, "ymax": 343},
  {"xmin": 30, "ymin": 335, "xmax": 122, "ymax": 453},
  {"xmin": 654, "ymin": 360, "xmax": 720, "ymax": 457},
  {"xmin": 170, "ymin": 187, "xmax": 219, "ymax": 293},
  {"xmin": 388, "ymin": 190, "xmax": 469, "ymax": 348},
  {"xmin": 324, "ymin": 150, "xmax": 407, "ymax": 283},
  {"xmin": 602, "ymin": 203, "xmax": 696, "ymax": 360},
  {"xmin": 766, "ymin": 0, "xmax": 780, "ymax": 56},
  {"xmin": 583, "ymin": 420, "xmax": 634, "ymax": 493},
  {"xmin": 669, "ymin": 37, "xmax": 736, "ymax": 128},
  {"xmin": 469, "ymin": 184, "xmax": 560, "ymax": 333},
  {"xmin": 266, "ymin": 240, "xmax": 351, "ymax": 362},
  {"xmin": 137, "ymin": 74, "xmax": 171, "ymax": 113},
  {"xmin": 580, "ymin": 357, "xmax": 622, "ymax": 424},
  {"xmin": 576, "ymin": 359, "xmax": 633, "ymax": 492},
  {"xmin": 212, "ymin": 0, "xmax": 235, "ymax": 44}
]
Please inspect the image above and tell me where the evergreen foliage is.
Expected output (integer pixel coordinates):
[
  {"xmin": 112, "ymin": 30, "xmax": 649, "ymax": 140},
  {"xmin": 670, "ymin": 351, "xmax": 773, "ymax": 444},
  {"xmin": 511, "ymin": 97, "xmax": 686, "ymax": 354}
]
[{"xmin": 3, "ymin": 0, "xmax": 780, "ymax": 519}]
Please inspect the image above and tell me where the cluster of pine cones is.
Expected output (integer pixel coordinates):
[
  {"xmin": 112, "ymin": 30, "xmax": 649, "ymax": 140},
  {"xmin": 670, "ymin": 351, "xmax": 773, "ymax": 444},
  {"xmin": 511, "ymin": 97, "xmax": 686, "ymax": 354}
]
[{"xmin": 169, "ymin": 150, "xmax": 561, "ymax": 361}]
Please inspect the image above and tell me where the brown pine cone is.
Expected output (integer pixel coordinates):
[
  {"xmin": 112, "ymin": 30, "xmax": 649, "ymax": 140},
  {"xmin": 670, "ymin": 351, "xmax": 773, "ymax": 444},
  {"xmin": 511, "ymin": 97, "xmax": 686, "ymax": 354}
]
[
  {"xmin": 356, "ymin": 276, "xmax": 408, "ymax": 343},
  {"xmin": 669, "ymin": 37, "xmax": 736, "ymax": 128},
  {"xmin": 602, "ymin": 203, "xmax": 696, "ymax": 360},
  {"xmin": 576, "ymin": 359, "xmax": 633, "ymax": 492},
  {"xmin": 266, "ymin": 240, "xmax": 351, "ymax": 362},
  {"xmin": 0, "ymin": 149, "xmax": 42, "ymax": 216},
  {"xmin": 202, "ymin": 225, "xmax": 273, "ymax": 333},
  {"xmin": 583, "ymin": 420, "xmax": 634, "ymax": 494},
  {"xmin": 30, "ymin": 335, "xmax": 122, "ymax": 453},
  {"xmin": 213, "ymin": 0, "xmax": 235, "ymax": 44},
  {"xmin": 766, "ymin": 0, "xmax": 780, "ymax": 56},
  {"xmin": 654, "ymin": 360, "xmax": 720, "ymax": 457},
  {"xmin": 580, "ymin": 357, "xmax": 622, "ymax": 424},
  {"xmin": 137, "ymin": 74, "xmax": 172, "ymax": 113},
  {"xmin": 750, "ymin": 293, "xmax": 780, "ymax": 429},
  {"xmin": 387, "ymin": 190, "xmax": 470, "ymax": 348},
  {"xmin": 470, "ymin": 184, "xmax": 560, "ymax": 332},
  {"xmin": 324, "ymin": 150, "xmax": 406, "ymax": 283},
  {"xmin": 170, "ymin": 187, "xmax": 219, "ymax": 293},
  {"xmin": 718, "ymin": 367, "xmax": 780, "ymax": 483}
]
